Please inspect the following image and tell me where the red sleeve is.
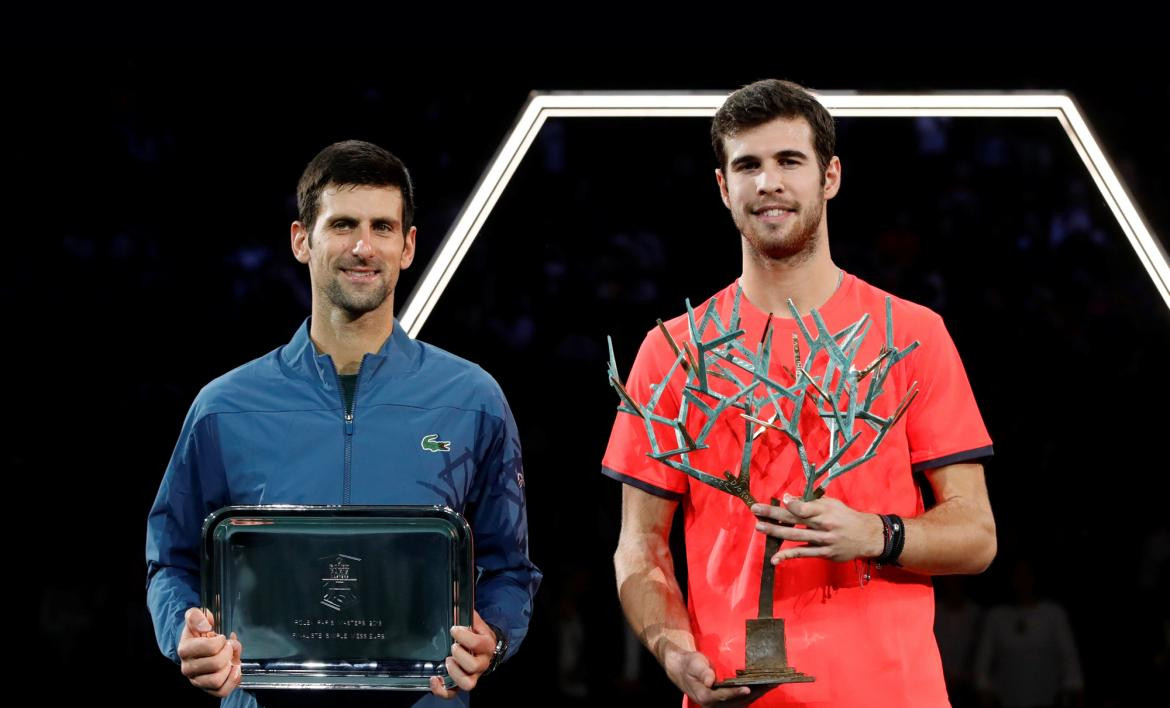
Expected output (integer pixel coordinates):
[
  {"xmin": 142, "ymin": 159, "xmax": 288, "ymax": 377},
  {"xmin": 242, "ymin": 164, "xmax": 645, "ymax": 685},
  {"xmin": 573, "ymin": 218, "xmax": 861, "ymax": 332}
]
[
  {"xmin": 905, "ymin": 313, "xmax": 993, "ymax": 471},
  {"xmin": 600, "ymin": 329, "xmax": 689, "ymax": 500}
]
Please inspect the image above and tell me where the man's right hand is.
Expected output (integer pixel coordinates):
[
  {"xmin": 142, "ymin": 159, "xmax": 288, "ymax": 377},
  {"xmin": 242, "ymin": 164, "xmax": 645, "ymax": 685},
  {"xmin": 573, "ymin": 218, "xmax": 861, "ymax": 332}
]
[
  {"xmin": 663, "ymin": 647, "xmax": 762, "ymax": 706},
  {"xmin": 178, "ymin": 608, "xmax": 242, "ymax": 697}
]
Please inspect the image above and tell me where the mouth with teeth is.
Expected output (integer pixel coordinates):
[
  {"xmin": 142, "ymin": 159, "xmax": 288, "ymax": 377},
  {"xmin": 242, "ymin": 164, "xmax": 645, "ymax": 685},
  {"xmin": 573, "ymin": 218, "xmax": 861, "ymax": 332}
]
[
  {"xmin": 753, "ymin": 205, "xmax": 797, "ymax": 222},
  {"xmin": 340, "ymin": 267, "xmax": 381, "ymax": 282}
]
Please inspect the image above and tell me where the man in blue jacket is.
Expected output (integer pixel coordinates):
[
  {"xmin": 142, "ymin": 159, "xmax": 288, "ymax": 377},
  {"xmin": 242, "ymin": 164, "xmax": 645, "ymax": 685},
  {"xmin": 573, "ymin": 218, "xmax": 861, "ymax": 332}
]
[{"xmin": 146, "ymin": 140, "xmax": 541, "ymax": 707}]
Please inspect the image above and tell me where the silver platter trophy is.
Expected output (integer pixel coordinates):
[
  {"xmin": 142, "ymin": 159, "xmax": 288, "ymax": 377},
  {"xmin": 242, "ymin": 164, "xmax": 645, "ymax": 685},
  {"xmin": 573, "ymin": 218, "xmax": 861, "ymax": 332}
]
[{"xmin": 200, "ymin": 505, "xmax": 473, "ymax": 690}]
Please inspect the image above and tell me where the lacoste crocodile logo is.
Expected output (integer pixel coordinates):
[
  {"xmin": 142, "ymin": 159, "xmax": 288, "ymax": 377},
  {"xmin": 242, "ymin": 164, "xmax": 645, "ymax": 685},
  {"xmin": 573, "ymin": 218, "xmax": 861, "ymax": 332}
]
[{"xmin": 421, "ymin": 434, "xmax": 451, "ymax": 453}]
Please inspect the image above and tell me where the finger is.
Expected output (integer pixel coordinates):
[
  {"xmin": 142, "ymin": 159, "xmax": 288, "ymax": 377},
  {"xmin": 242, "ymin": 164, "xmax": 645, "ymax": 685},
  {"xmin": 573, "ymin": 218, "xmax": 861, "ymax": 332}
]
[
  {"xmin": 450, "ymin": 640, "xmax": 490, "ymax": 675},
  {"xmin": 446, "ymin": 655, "xmax": 478, "ymax": 692},
  {"xmin": 720, "ymin": 685, "xmax": 771, "ymax": 707},
  {"xmin": 190, "ymin": 644, "xmax": 234, "ymax": 691},
  {"xmin": 209, "ymin": 661, "xmax": 242, "ymax": 697},
  {"xmin": 192, "ymin": 662, "xmax": 232, "ymax": 693},
  {"xmin": 184, "ymin": 635, "xmax": 233, "ymax": 680},
  {"xmin": 451, "ymin": 624, "xmax": 495, "ymax": 654},
  {"xmin": 182, "ymin": 652, "xmax": 231, "ymax": 680},
  {"xmin": 749, "ymin": 503, "xmax": 800, "ymax": 525},
  {"xmin": 773, "ymin": 543, "xmax": 834, "ymax": 564},
  {"xmin": 224, "ymin": 632, "xmax": 243, "ymax": 694},
  {"xmin": 755, "ymin": 522, "xmax": 830, "ymax": 544},
  {"xmin": 694, "ymin": 684, "xmax": 753, "ymax": 704},
  {"xmin": 229, "ymin": 632, "xmax": 242, "ymax": 663},
  {"xmin": 184, "ymin": 607, "xmax": 214, "ymax": 636},
  {"xmin": 179, "ymin": 633, "xmax": 228, "ymax": 661},
  {"xmin": 430, "ymin": 675, "xmax": 459, "ymax": 699}
]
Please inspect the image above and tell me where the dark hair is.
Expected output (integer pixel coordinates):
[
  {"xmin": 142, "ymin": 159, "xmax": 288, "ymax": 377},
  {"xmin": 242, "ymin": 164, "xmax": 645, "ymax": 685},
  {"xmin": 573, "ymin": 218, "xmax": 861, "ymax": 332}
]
[
  {"xmin": 711, "ymin": 79, "xmax": 836, "ymax": 177},
  {"xmin": 296, "ymin": 140, "xmax": 415, "ymax": 235}
]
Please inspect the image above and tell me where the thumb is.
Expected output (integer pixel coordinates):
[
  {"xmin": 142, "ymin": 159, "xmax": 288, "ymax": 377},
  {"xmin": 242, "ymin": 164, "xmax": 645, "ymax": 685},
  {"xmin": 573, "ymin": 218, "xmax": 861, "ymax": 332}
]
[
  {"xmin": 185, "ymin": 607, "xmax": 213, "ymax": 635},
  {"xmin": 471, "ymin": 611, "xmax": 492, "ymax": 636},
  {"xmin": 700, "ymin": 665, "xmax": 716, "ymax": 687},
  {"xmin": 687, "ymin": 653, "xmax": 715, "ymax": 686},
  {"xmin": 783, "ymin": 493, "xmax": 809, "ymax": 516}
]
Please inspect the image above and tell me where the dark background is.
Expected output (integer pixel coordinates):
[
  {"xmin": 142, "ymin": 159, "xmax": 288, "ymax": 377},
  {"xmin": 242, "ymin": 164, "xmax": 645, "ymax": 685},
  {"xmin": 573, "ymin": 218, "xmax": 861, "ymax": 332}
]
[{"xmin": 51, "ymin": 53, "xmax": 1168, "ymax": 706}]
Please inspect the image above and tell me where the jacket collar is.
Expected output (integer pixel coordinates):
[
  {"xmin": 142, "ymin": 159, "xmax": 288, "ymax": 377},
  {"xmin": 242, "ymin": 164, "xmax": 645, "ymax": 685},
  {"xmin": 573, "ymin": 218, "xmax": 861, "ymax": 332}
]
[{"xmin": 281, "ymin": 317, "xmax": 420, "ymax": 389}]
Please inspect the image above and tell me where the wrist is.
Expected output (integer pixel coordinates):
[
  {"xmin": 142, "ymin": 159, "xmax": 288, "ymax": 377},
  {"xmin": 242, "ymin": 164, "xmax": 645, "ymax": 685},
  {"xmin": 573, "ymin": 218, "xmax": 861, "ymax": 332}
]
[
  {"xmin": 483, "ymin": 622, "xmax": 507, "ymax": 675},
  {"xmin": 656, "ymin": 638, "xmax": 692, "ymax": 677},
  {"xmin": 865, "ymin": 513, "xmax": 886, "ymax": 558},
  {"xmin": 874, "ymin": 514, "xmax": 906, "ymax": 566}
]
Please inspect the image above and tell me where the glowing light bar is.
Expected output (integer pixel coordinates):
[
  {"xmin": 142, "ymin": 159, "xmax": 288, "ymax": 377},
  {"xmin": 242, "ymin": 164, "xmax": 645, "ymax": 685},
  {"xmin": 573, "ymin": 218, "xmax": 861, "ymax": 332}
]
[{"xmin": 401, "ymin": 92, "xmax": 1168, "ymax": 335}]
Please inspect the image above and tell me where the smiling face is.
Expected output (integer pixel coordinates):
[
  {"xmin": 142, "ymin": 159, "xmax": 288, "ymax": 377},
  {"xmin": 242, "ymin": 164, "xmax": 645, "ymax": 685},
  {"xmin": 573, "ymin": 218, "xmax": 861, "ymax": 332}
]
[
  {"xmin": 715, "ymin": 116, "xmax": 841, "ymax": 264},
  {"xmin": 291, "ymin": 184, "xmax": 416, "ymax": 319}
]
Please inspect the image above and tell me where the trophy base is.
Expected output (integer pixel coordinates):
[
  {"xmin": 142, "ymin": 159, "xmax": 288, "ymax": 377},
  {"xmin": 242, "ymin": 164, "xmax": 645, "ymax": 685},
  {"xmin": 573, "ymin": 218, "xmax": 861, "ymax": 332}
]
[
  {"xmin": 713, "ymin": 666, "xmax": 816, "ymax": 688},
  {"xmin": 711, "ymin": 617, "xmax": 816, "ymax": 689}
]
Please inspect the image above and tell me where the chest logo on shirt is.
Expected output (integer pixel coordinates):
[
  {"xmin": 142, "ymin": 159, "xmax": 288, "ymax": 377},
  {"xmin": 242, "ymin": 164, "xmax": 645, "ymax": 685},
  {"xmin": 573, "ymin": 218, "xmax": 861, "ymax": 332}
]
[{"xmin": 421, "ymin": 434, "xmax": 452, "ymax": 453}]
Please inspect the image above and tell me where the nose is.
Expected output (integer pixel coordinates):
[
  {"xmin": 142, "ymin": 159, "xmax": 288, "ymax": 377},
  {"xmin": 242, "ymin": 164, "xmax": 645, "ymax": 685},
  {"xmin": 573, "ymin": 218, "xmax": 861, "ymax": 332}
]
[
  {"xmin": 756, "ymin": 164, "xmax": 785, "ymax": 195},
  {"xmin": 351, "ymin": 231, "xmax": 374, "ymax": 258}
]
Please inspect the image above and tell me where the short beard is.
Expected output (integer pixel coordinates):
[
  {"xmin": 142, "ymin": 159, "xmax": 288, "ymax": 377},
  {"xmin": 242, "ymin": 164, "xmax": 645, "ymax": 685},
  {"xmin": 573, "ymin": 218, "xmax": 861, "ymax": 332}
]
[
  {"xmin": 738, "ymin": 195, "xmax": 824, "ymax": 265},
  {"xmin": 323, "ymin": 278, "xmax": 391, "ymax": 316}
]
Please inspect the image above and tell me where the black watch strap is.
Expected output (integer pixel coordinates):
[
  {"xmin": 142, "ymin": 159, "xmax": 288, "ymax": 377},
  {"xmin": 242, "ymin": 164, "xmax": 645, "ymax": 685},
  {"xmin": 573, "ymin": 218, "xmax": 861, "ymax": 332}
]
[{"xmin": 484, "ymin": 622, "xmax": 507, "ymax": 674}]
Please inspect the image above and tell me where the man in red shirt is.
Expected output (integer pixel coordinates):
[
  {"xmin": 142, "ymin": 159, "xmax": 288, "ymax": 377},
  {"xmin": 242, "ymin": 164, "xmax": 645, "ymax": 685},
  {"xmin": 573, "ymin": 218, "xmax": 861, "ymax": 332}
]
[{"xmin": 604, "ymin": 79, "xmax": 997, "ymax": 707}]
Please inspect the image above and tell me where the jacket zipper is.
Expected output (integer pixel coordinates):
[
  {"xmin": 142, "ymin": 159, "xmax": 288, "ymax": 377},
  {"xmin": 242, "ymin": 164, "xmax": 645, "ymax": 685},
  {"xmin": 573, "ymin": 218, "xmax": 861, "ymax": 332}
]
[{"xmin": 334, "ymin": 361, "xmax": 363, "ymax": 505}]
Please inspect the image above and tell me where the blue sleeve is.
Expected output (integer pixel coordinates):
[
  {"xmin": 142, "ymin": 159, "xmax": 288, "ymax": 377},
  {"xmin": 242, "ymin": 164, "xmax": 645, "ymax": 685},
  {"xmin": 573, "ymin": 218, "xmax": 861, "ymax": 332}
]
[
  {"xmin": 467, "ymin": 390, "xmax": 541, "ymax": 662},
  {"xmin": 145, "ymin": 405, "xmax": 229, "ymax": 664}
]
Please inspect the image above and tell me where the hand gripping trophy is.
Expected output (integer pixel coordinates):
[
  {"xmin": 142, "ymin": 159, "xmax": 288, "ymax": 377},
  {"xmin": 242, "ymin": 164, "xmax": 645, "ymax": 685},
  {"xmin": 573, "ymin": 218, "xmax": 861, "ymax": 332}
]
[{"xmin": 607, "ymin": 286, "xmax": 919, "ymax": 687}]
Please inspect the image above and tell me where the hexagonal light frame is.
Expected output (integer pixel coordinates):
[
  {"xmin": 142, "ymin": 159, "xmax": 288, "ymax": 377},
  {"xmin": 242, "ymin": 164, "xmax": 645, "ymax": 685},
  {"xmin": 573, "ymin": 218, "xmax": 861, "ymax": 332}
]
[{"xmin": 400, "ymin": 91, "xmax": 1168, "ymax": 336}]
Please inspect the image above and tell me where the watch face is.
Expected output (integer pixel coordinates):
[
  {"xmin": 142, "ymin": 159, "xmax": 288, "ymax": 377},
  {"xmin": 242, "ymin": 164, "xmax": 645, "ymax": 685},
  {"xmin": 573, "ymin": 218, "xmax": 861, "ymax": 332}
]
[{"xmin": 487, "ymin": 636, "xmax": 506, "ymax": 673}]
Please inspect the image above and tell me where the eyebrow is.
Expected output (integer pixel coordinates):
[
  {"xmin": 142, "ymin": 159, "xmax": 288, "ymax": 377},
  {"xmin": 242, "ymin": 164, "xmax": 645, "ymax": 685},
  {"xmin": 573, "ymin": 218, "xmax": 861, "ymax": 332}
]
[
  {"xmin": 327, "ymin": 214, "xmax": 401, "ymax": 229},
  {"xmin": 729, "ymin": 149, "xmax": 810, "ymax": 169}
]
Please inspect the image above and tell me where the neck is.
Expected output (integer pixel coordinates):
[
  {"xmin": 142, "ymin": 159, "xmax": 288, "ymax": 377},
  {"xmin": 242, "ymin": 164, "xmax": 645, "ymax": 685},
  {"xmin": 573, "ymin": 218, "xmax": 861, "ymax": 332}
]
[
  {"xmin": 739, "ymin": 234, "xmax": 840, "ymax": 318},
  {"xmin": 309, "ymin": 302, "xmax": 395, "ymax": 375}
]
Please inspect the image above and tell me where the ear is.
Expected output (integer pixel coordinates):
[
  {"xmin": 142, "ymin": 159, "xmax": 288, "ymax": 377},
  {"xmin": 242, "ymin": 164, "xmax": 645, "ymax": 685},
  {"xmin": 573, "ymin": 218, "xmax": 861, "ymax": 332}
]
[
  {"xmin": 823, "ymin": 156, "xmax": 842, "ymax": 200},
  {"xmin": 291, "ymin": 221, "xmax": 311, "ymax": 264},
  {"xmin": 715, "ymin": 168, "xmax": 731, "ymax": 210},
  {"xmin": 400, "ymin": 226, "xmax": 417, "ymax": 270}
]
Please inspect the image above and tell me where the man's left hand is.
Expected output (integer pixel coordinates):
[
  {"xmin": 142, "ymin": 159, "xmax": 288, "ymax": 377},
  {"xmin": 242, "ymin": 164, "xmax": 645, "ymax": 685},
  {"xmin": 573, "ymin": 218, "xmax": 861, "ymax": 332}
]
[
  {"xmin": 751, "ymin": 494, "xmax": 885, "ymax": 564},
  {"xmin": 429, "ymin": 610, "xmax": 498, "ymax": 699}
]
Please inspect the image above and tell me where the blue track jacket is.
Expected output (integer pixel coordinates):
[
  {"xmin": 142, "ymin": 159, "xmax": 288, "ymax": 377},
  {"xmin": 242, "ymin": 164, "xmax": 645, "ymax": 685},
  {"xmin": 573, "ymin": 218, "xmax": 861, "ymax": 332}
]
[{"xmin": 146, "ymin": 319, "xmax": 540, "ymax": 706}]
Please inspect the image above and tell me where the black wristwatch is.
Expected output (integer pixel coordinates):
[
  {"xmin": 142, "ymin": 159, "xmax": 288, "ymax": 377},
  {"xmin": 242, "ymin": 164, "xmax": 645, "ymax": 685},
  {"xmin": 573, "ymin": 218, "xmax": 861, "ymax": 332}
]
[{"xmin": 485, "ymin": 623, "xmax": 508, "ymax": 675}]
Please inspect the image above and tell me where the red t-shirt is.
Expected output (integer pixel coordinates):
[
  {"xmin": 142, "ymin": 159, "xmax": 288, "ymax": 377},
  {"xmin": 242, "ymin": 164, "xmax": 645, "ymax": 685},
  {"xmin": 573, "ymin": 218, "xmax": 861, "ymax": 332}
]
[{"xmin": 603, "ymin": 274, "xmax": 992, "ymax": 707}]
